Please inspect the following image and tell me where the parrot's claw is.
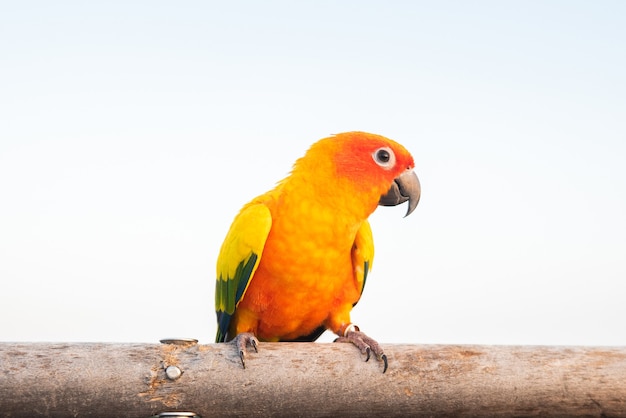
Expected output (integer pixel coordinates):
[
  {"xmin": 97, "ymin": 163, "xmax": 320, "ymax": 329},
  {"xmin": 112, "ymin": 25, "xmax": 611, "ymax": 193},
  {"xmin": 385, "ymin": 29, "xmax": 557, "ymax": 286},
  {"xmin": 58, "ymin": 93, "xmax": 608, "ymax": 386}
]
[
  {"xmin": 335, "ymin": 330, "xmax": 388, "ymax": 373},
  {"xmin": 233, "ymin": 332, "xmax": 259, "ymax": 369}
]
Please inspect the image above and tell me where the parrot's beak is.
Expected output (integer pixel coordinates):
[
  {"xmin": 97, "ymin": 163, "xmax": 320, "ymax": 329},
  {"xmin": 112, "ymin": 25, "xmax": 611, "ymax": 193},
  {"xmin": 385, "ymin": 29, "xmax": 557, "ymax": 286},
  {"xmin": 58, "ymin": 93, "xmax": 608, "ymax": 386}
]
[{"xmin": 378, "ymin": 169, "xmax": 421, "ymax": 217}]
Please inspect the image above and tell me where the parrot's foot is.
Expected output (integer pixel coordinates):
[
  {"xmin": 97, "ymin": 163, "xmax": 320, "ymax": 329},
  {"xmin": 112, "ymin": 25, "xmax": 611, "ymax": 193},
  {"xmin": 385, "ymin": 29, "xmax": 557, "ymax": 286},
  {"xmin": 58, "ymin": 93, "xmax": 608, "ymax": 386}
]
[
  {"xmin": 334, "ymin": 326, "xmax": 388, "ymax": 373},
  {"xmin": 232, "ymin": 332, "xmax": 259, "ymax": 369}
]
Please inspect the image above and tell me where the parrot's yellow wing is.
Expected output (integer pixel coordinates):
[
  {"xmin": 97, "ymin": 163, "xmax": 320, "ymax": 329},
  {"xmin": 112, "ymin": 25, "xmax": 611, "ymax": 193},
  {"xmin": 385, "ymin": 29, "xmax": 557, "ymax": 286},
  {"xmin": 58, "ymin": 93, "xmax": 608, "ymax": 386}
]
[
  {"xmin": 351, "ymin": 219, "xmax": 374, "ymax": 306},
  {"xmin": 215, "ymin": 203, "xmax": 272, "ymax": 342}
]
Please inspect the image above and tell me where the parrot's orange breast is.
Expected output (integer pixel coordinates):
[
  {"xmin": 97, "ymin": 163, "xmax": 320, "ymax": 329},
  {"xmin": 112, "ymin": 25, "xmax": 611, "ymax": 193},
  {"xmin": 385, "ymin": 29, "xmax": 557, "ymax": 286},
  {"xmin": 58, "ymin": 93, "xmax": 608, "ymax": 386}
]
[{"xmin": 234, "ymin": 194, "xmax": 363, "ymax": 341}]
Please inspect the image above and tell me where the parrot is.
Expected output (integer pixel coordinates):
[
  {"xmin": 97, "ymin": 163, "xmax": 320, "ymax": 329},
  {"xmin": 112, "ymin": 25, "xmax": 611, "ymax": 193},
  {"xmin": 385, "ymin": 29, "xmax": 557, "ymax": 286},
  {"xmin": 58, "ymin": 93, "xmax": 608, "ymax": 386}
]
[{"xmin": 215, "ymin": 131, "xmax": 420, "ymax": 373}]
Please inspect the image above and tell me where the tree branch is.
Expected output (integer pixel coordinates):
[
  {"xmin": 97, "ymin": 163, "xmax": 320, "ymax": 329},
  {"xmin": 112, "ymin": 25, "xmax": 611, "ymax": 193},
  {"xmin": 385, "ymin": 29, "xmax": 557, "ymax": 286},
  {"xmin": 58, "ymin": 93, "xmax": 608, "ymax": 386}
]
[{"xmin": 1, "ymin": 342, "xmax": 625, "ymax": 417}]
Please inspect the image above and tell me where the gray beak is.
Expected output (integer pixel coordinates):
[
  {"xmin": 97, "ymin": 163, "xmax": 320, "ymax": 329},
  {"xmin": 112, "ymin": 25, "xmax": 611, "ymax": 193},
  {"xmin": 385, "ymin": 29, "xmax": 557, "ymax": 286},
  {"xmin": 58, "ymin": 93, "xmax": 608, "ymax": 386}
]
[{"xmin": 378, "ymin": 169, "xmax": 421, "ymax": 217}]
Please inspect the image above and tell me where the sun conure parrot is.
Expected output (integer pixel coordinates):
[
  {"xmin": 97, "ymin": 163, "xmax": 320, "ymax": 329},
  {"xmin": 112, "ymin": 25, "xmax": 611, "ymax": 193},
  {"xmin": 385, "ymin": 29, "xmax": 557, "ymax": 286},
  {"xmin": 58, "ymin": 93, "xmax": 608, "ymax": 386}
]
[{"xmin": 215, "ymin": 131, "xmax": 420, "ymax": 373}]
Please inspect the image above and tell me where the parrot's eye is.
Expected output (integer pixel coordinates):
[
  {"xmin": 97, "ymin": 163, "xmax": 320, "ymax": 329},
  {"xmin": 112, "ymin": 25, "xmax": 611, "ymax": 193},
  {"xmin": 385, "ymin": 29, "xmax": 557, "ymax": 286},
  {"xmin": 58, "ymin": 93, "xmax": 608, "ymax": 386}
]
[{"xmin": 372, "ymin": 147, "xmax": 395, "ymax": 169}]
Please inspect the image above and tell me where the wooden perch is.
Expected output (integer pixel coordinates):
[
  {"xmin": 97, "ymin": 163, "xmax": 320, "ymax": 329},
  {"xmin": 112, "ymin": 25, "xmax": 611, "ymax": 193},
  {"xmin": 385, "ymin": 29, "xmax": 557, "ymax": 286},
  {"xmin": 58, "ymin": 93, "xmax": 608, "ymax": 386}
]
[{"xmin": 1, "ymin": 342, "xmax": 625, "ymax": 417}]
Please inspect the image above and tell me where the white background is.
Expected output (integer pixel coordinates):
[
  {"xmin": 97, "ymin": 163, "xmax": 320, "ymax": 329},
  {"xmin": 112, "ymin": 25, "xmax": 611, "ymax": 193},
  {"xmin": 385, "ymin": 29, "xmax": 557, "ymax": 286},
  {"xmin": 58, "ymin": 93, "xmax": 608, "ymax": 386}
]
[{"xmin": 2, "ymin": 1, "xmax": 625, "ymax": 346}]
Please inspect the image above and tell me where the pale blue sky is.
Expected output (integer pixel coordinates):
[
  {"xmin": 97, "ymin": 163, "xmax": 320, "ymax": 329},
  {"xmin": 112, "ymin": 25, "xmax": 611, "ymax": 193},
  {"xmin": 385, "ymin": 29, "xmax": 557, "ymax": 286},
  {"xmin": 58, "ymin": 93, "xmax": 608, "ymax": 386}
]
[{"xmin": 1, "ymin": 1, "xmax": 625, "ymax": 345}]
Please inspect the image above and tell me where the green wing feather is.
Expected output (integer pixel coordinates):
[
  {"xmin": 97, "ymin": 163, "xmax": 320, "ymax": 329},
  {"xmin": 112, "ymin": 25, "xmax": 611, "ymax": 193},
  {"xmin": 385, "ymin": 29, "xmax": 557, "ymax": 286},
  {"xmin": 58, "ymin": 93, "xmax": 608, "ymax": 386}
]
[
  {"xmin": 351, "ymin": 219, "xmax": 374, "ymax": 306},
  {"xmin": 215, "ymin": 203, "xmax": 272, "ymax": 342}
]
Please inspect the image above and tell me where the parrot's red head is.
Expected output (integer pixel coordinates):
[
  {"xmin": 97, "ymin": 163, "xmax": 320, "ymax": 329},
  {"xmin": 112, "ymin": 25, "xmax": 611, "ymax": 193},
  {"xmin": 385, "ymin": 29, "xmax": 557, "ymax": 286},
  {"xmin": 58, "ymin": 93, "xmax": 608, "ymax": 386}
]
[{"xmin": 292, "ymin": 131, "xmax": 421, "ymax": 219}]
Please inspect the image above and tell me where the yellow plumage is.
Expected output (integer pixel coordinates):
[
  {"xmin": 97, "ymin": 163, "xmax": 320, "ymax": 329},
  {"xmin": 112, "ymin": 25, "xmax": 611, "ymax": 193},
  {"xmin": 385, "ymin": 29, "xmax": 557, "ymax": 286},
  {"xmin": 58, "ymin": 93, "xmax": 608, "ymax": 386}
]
[{"xmin": 215, "ymin": 131, "xmax": 420, "ymax": 371}]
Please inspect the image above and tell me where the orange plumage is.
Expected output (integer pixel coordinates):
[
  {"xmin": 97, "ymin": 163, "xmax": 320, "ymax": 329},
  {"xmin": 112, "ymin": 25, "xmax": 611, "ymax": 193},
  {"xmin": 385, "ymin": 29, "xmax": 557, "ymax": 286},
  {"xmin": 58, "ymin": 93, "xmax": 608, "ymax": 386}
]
[{"xmin": 215, "ymin": 131, "xmax": 420, "ymax": 370}]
